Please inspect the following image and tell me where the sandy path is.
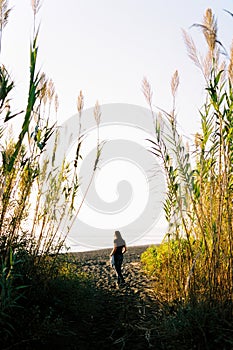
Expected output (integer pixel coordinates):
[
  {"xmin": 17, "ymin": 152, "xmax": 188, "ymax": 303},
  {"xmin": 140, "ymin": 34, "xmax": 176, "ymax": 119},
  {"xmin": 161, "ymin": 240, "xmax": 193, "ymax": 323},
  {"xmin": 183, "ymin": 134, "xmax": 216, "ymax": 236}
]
[
  {"xmin": 68, "ymin": 245, "xmax": 160, "ymax": 350},
  {"xmin": 73, "ymin": 245, "xmax": 155, "ymax": 295}
]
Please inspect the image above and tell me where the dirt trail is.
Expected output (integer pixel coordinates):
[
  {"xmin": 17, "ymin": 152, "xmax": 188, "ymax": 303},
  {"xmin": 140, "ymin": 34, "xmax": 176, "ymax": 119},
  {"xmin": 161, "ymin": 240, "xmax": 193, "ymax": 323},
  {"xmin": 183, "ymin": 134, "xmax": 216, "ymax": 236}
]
[
  {"xmin": 69, "ymin": 246, "xmax": 160, "ymax": 350},
  {"xmin": 75, "ymin": 245, "xmax": 156, "ymax": 297}
]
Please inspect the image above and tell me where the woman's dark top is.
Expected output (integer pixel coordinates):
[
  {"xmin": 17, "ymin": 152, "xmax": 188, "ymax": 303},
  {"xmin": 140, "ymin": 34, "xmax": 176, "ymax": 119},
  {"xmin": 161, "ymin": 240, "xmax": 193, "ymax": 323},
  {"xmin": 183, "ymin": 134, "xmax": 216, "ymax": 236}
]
[{"xmin": 114, "ymin": 245, "xmax": 125, "ymax": 256}]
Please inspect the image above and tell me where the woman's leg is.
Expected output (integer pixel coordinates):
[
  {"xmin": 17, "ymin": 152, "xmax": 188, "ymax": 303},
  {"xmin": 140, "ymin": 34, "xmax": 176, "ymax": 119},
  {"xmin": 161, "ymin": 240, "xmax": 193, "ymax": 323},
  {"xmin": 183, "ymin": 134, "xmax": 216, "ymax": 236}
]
[{"xmin": 114, "ymin": 255, "xmax": 124, "ymax": 284}]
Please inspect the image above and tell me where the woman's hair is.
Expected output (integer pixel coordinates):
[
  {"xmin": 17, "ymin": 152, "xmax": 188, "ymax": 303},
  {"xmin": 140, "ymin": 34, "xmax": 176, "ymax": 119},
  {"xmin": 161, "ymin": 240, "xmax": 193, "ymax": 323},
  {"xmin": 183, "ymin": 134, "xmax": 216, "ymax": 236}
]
[
  {"xmin": 114, "ymin": 230, "xmax": 122, "ymax": 239},
  {"xmin": 114, "ymin": 230, "xmax": 125, "ymax": 247}
]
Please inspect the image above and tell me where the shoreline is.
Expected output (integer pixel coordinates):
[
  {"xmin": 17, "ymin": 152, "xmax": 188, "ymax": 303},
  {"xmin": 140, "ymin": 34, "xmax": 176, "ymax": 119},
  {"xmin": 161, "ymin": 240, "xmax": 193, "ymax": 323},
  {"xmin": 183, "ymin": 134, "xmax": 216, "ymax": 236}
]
[{"xmin": 68, "ymin": 244, "xmax": 153, "ymax": 261}]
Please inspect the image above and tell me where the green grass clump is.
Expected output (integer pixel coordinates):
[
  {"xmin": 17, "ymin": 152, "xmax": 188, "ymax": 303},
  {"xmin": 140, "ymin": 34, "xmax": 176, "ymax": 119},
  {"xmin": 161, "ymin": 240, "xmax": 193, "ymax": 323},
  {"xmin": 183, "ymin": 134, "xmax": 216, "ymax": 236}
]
[
  {"xmin": 153, "ymin": 299, "xmax": 233, "ymax": 350},
  {"xmin": 141, "ymin": 239, "xmax": 200, "ymax": 301},
  {"xmin": 0, "ymin": 246, "xmax": 98, "ymax": 349}
]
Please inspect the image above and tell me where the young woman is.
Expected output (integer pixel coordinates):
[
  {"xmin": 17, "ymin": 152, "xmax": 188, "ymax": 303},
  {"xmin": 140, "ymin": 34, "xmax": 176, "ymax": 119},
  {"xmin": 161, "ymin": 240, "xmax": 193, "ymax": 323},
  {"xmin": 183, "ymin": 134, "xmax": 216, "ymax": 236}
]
[{"xmin": 110, "ymin": 230, "xmax": 127, "ymax": 285}]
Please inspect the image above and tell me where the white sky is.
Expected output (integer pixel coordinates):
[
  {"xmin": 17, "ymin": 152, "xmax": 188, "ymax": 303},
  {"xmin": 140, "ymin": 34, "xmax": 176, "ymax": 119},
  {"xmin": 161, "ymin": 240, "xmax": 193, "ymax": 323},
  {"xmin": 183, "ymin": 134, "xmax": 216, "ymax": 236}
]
[
  {"xmin": 2, "ymin": 0, "xmax": 232, "ymax": 135},
  {"xmin": 1, "ymin": 0, "xmax": 233, "ymax": 250}
]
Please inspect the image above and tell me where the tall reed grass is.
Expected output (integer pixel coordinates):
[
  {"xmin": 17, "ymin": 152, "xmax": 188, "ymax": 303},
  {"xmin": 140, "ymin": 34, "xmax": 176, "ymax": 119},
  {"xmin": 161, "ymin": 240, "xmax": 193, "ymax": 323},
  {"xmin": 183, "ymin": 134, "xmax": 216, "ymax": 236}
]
[
  {"xmin": 142, "ymin": 8, "xmax": 233, "ymax": 305},
  {"xmin": 0, "ymin": 1, "xmax": 101, "ymax": 340}
]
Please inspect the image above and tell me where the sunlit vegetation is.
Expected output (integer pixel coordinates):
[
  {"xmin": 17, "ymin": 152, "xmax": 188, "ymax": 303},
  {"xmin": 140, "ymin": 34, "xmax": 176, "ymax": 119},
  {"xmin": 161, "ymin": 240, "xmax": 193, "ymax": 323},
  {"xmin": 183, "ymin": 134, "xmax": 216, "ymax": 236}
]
[
  {"xmin": 141, "ymin": 8, "xmax": 233, "ymax": 348},
  {"xmin": 0, "ymin": 1, "xmax": 102, "ymax": 347}
]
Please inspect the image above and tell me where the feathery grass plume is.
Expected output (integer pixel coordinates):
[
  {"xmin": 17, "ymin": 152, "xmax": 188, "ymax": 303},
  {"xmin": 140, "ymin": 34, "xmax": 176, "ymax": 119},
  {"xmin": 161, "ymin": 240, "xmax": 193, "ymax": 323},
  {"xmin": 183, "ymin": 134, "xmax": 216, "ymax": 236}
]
[
  {"xmin": 228, "ymin": 41, "xmax": 233, "ymax": 83},
  {"xmin": 73, "ymin": 90, "xmax": 84, "ymax": 169},
  {"xmin": 203, "ymin": 50, "xmax": 213, "ymax": 79},
  {"xmin": 94, "ymin": 100, "xmax": 101, "ymax": 169},
  {"xmin": 31, "ymin": 0, "xmax": 41, "ymax": 36},
  {"xmin": 142, "ymin": 76, "xmax": 153, "ymax": 106},
  {"xmin": 183, "ymin": 10, "xmax": 220, "ymax": 82},
  {"xmin": 93, "ymin": 100, "xmax": 102, "ymax": 171},
  {"xmin": 191, "ymin": 8, "xmax": 224, "ymax": 68},
  {"xmin": 37, "ymin": 71, "xmax": 47, "ymax": 106},
  {"xmin": 47, "ymin": 78, "xmax": 55, "ymax": 102},
  {"xmin": 0, "ymin": 0, "xmax": 11, "ymax": 55},
  {"xmin": 171, "ymin": 70, "xmax": 179, "ymax": 116},
  {"xmin": 94, "ymin": 100, "xmax": 101, "ymax": 127},
  {"xmin": 182, "ymin": 29, "xmax": 202, "ymax": 70},
  {"xmin": 31, "ymin": 0, "xmax": 41, "ymax": 17},
  {"xmin": 47, "ymin": 78, "xmax": 55, "ymax": 117},
  {"xmin": 54, "ymin": 93, "xmax": 59, "ymax": 115},
  {"xmin": 142, "ymin": 77, "xmax": 156, "ymax": 131},
  {"xmin": 219, "ymin": 61, "xmax": 226, "ymax": 83},
  {"xmin": 77, "ymin": 90, "xmax": 84, "ymax": 114},
  {"xmin": 0, "ymin": 0, "xmax": 10, "ymax": 30},
  {"xmin": 202, "ymin": 8, "xmax": 217, "ymax": 53},
  {"xmin": 76, "ymin": 90, "xmax": 84, "ymax": 156},
  {"xmin": 171, "ymin": 70, "xmax": 179, "ymax": 98}
]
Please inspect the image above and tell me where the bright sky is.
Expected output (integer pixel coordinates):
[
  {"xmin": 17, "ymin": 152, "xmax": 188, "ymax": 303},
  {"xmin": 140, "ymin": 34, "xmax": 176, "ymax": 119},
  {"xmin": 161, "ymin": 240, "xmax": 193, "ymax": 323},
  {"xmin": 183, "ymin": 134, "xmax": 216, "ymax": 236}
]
[
  {"xmin": 1, "ymin": 0, "xmax": 233, "ymax": 250},
  {"xmin": 2, "ymin": 0, "xmax": 232, "ymax": 134}
]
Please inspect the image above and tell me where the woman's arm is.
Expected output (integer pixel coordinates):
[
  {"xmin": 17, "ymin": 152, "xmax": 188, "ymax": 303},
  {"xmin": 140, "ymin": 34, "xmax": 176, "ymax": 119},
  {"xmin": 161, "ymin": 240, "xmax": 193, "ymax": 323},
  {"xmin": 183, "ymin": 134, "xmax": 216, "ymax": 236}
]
[
  {"xmin": 110, "ymin": 246, "xmax": 117, "ymax": 256},
  {"xmin": 122, "ymin": 245, "xmax": 127, "ymax": 254}
]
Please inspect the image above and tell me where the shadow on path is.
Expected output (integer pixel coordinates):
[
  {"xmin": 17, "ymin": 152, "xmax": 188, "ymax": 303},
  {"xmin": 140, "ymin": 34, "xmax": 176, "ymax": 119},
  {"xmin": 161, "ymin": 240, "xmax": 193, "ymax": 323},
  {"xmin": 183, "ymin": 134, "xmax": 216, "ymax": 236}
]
[{"xmin": 45, "ymin": 246, "xmax": 161, "ymax": 350}]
